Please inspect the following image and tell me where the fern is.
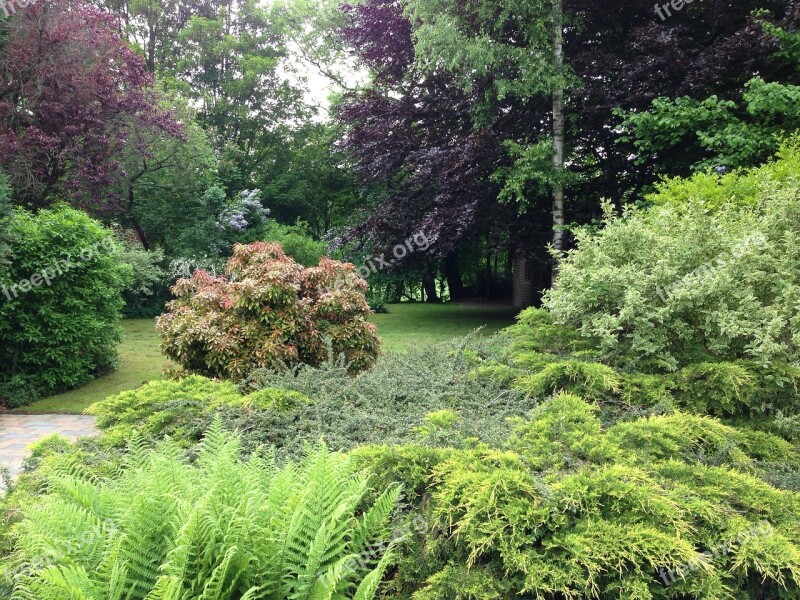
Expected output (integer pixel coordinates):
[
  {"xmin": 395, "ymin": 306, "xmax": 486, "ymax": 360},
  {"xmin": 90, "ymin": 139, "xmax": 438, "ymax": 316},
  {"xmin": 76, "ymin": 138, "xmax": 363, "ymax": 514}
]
[{"xmin": 8, "ymin": 424, "xmax": 398, "ymax": 600}]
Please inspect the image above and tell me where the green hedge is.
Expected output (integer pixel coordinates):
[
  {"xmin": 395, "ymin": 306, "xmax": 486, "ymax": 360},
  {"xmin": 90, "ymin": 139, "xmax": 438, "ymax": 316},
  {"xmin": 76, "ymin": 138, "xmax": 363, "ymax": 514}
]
[{"xmin": 0, "ymin": 205, "xmax": 127, "ymax": 405}]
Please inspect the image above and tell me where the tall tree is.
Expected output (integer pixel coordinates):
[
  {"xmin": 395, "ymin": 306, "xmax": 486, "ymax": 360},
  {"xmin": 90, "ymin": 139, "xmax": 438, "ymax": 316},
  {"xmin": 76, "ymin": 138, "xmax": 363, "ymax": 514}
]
[
  {"xmin": 117, "ymin": 94, "xmax": 219, "ymax": 249},
  {"xmin": 563, "ymin": 0, "xmax": 799, "ymax": 203},
  {"xmin": 407, "ymin": 0, "xmax": 573, "ymax": 283},
  {"xmin": 257, "ymin": 123, "xmax": 359, "ymax": 237},
  {"xmin": 551, "ymin": 0, "xmax": 565, "ymax": 259},
  {"xmin": 172, "ymin": 0, "xmax": 307, "ymax": 192},
  {"xmin": 93, "ymin": 0, "xmax": 312, "ymax": 196},
  {"xmin": 616, "ymin": 16, "xmax": 800, "ymax": 175},
  {"xmin": 0, "ymin": 0, "xmax": 181, "ymax": 211},
  {"xmin": 338, "ymin": 0, "xmax": 545, "ymax": 299}
]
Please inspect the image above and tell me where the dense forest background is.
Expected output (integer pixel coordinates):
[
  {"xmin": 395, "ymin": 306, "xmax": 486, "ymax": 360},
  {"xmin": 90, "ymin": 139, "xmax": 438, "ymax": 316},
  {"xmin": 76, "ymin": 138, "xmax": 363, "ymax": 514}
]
[{"xmin": 2, "ymin": 0, "xmax": 799, "ymax": 306}]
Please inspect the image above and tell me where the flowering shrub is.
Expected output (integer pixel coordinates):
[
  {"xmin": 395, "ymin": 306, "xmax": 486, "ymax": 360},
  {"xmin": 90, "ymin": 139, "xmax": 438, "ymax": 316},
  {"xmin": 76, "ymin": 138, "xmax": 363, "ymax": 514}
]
[
  {"xmin": 215, "ymin": 189, "xmax": 270, "ymax": 233},
  {"xmin": 157, "ymin": 242, "xmax": 380, "ymax": 379}
]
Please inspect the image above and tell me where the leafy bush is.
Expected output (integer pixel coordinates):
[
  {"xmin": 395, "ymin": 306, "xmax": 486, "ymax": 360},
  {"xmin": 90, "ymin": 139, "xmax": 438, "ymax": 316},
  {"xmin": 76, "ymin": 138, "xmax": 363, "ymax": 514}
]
[
  {"xmin": 169, "ymin": 187, "xmax": 271, "ymax": 258},
  {"xmin": 250, "ymin": 220, "xmax": 327, "ymax": 266},
  {"xmin": 0, "ymin": 205, "xmax": 127, "ymax": 403},
  {"xmin": 672, "ymin": 362, "xmax": 756, "ymax": 416},
  {"xmin": 505, "ymin": 306, "xmax": 596, "ymax": 358},
  {"xmin": 544, "ymin": 146, "xmax": 800, "ymax": 371},
  {"xmin": 354, "ymin": 395, "xmax": 800, "ymax": 599},
  {"xmin": 619, "ymin": 79, "xmax": 800, "ymax": 172},
  {"xmin": 87, "ymin": 376, "xmax": 316, "ymax": 449},
  {"xmin": 119, "ymin": 239, "xmax": 168, "ymax": 317},
  {"xmin": 157, "ymin": 242, "xmax": 380, "ymax": 379},
  {"xmin": 4, "ymin": 424, "xmax": 400, "ymax": 600},
  {"xmin": 491, "ymin": 308, "xmax": 800, "ymax": 420}
]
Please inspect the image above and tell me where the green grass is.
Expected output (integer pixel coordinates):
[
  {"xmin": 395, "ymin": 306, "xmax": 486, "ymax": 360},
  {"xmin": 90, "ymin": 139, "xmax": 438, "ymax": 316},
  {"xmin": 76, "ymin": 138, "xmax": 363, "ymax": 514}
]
[
  {"xmin": 18, "ymin": 303, "xmax": 519, "ymax": 414},
  {"xmin": 372, "ymin": 303, "xmax": 518, "ymax": 351},
  {"xmin": 17, "ymin": 319, "xmax": 166, "ymax": 415}
]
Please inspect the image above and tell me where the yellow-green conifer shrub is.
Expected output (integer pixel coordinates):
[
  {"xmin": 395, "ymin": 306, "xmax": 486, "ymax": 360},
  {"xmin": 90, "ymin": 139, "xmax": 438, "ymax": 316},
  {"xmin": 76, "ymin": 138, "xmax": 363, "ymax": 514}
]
[
  {"xmin": 86, "ymin": 376, "xmax": 312, "ymax": 448},
  {"xmin": 355, "ymin": 395, "xmax": 800, "ymax": 599}
]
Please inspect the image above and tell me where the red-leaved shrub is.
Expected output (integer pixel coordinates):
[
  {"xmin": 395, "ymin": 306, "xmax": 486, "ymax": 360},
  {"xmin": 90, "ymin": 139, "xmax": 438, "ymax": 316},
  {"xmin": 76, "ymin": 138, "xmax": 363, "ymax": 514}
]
[{"xmin": 156, "ymin": 243, "xmax": 380, "ymax": 379}]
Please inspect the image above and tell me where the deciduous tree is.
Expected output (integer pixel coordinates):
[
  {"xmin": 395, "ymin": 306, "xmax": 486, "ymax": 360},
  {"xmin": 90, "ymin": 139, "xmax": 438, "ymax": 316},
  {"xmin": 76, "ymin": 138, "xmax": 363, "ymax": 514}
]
[{"xmin": 0, "ymin": 0, "xmax": 181, "ymax": 211}]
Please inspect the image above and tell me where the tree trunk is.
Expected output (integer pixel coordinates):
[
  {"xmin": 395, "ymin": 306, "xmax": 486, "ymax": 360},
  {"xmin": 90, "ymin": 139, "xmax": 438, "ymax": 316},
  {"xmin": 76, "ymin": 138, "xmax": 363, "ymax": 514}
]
[
  {"xmin": 551, "ymin": 0, "xmax": 565, "ymax": 287},
  {"xmin": 147, "ymin": 22, "xmax": 156, "ymax": 74},
  {"xmin": 128, "ymin": 185, "xmax": 150, "ymax": 250},
  {"xmin": 391, "ymin": 280, "xmax": 404, "ymax": 304},
  {"xmin": 423, "ymin": 267, "xmax": 439, "ymax": 303},
  {"xmin": 444, "ymin": 251, "xmax": 465, "ymax": 301}
]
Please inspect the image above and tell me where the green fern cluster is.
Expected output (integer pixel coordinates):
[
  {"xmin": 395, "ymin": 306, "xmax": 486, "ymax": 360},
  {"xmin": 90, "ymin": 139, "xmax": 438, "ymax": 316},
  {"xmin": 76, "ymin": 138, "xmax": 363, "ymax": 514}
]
[
  {"xmin": 6, "ymin": 423, "xmax": 400, "ymax": 600},
  {"xmin": 355, "ymin": 395, "xmax": 800, "ymax": 599}
]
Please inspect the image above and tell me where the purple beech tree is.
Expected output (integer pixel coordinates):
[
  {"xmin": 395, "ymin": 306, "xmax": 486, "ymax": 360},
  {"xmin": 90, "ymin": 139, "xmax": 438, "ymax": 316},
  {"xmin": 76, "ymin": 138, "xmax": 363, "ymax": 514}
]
[
  {"xmin": 336, "ymin": 0, "xmax": 800, "ymax": 299},
  {"xmin": 337, "ymin": 0, "xmax": 543, "ymax": 300},
  {"xmin": 0, "ymin": 0, "xmax": 182, "ymax": 213}
]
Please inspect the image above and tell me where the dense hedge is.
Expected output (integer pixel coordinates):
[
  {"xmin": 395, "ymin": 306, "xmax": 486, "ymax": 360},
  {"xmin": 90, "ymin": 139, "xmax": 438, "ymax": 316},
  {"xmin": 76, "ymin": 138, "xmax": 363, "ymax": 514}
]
[
  {"xmin": 0, "ymin": 205, "xmax": 127, "ymax": 405},
  {"xmin": 4, "ymin": 316, "xmax": 800, "ymax": 598},
  {"xmin": 475, "ymin": 308, "xmax": 800, "ymax": 423}
]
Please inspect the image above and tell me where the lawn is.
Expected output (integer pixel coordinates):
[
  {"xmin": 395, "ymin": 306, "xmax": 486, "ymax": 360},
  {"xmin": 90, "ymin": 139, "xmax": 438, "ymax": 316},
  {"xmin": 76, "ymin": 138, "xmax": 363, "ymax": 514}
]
[
  {"xmin": 17, "ymin": 319, "xmax": 167, "ymax": 415},
  {"xmin": 16, "ymin": 302, "xmax": 519, "ymax": 414},
  {"xmin": 372, "ymin": 302, "xmax": 519, "ymax": 351}
]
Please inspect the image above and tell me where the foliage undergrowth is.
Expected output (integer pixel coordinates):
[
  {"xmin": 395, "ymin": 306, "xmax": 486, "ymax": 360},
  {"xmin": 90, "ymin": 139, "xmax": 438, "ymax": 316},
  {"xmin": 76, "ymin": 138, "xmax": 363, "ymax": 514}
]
[
  {"xmin": 88, "ymin": 334, "xmax": 531, "ymax": 458},
  {"xmin": 2, "ymin": 424, "xmax": 399, "ymax": 600}
]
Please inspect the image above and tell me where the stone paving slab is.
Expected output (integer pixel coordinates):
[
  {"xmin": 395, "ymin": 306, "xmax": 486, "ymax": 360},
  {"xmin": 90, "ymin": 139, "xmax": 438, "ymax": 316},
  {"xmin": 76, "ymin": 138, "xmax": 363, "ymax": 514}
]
[{"xmin": 0, "ymin": 415, "xmax": 97, "ymax": 487}]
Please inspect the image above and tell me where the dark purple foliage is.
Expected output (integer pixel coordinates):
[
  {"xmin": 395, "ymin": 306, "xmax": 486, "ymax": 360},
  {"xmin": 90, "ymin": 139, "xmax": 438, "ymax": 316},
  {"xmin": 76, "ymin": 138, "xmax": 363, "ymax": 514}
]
[
  {"xmin": 337, "ymin": 0, "xmax": 537, "ymax": 263},
  {"xmin": 337, "ymin": 0, "xmax": 800, "ymax": 269},
  {"xmin": 0, "ymin": 0, "xmax": 183, "ymax": 213}
]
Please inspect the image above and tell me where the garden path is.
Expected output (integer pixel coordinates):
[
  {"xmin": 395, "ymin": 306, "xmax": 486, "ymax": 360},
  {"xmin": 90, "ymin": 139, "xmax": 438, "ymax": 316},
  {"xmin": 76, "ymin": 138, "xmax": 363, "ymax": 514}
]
[{"xmin": 0, "ymin": 415, "xmax": 97, "ymax": 488}]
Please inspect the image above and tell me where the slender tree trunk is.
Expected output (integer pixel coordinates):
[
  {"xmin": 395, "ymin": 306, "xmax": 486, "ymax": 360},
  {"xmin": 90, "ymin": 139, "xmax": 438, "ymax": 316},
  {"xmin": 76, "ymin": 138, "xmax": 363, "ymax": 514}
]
[
  {"xmin": 147, "ymin": 22, "xmax": 156, "ymax": 74},
  {"xmin": 551, "ymin": 0, "xmax": 565, "ymax": 287},
  {"xmin": 128, "ymin": 184, "xmax": 150, "ymax": 250},
  {"xmin": 392, "ymin": 280, "xmax": 404, "ymax": 303},
  {"xmin": 444, "ymin": 251, "xmax": 465, "ymax": 301}
]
